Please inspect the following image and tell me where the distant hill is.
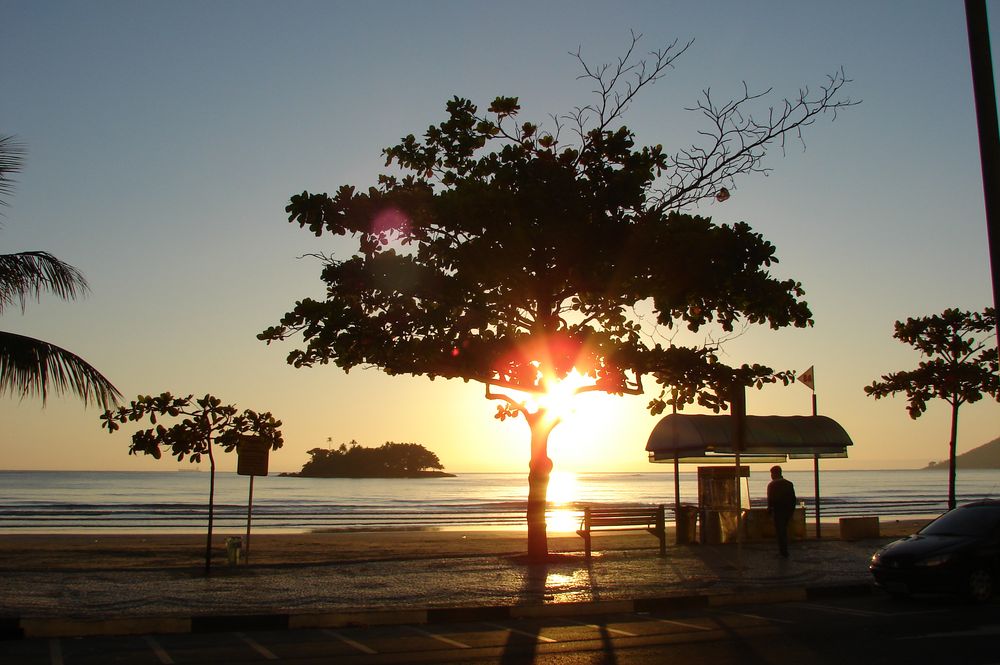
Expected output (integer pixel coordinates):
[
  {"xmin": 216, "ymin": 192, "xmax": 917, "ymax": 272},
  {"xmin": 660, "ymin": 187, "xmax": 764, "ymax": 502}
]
[{"xmin": 924, "ymin": 436, "xmax": 1000, "ymax": 470}]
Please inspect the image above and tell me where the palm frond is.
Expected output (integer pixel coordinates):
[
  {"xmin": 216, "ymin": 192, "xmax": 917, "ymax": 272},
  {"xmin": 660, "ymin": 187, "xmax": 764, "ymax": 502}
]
[
  {"xmin": 0, "ymin": 330, "xmax": 122, "ymax": 409},
  {"xmin": 0, "ymin": 134, "xmax": 26, "ymax": 208},
  {"xmin": 0, "ymin": 252, "xmax": 89, "ymax": 314}
]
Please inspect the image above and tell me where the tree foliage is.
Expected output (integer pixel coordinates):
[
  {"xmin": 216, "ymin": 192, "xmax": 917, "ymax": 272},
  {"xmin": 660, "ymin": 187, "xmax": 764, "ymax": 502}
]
[
  {"xmin": 101, "ymin": 392, "xmax": 284, "ymax": 462},
  {"xmin": 101, "ymin": 392, "xmax": 283, "ymax": 573},
  {"xmin": 298, "ymin": 440, "xmax": 445, "ymax": 477},
  {"xmin": 260, "ymin": 35, "xmax": 854, "ymax": 414},
  {"xmin": 865, "ymin": 308, "xmax": 998, "ymax": 417},
  {"xmin": 0, "ymin": 135, "xmax": 121, "ymax": 409},
  {"xmin": 260, "ymin": 35, "xmax": 855, "ymax": 557},
  {"xmin": 865, "ymin": 307, "xmax": 999, "ymax": 508}
]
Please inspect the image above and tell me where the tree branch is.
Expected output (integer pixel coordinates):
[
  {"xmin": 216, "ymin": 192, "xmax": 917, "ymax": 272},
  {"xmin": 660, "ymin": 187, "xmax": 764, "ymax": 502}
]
[{"xmin": 651, "ymin": 69, "xmax": 858, "ymax": 211}]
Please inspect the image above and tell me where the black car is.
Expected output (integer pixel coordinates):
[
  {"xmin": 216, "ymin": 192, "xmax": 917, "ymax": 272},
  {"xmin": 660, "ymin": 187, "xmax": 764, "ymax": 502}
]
[{"xmin": 870, "ymin": 499, "xmax": 1000, "ymax": 602}]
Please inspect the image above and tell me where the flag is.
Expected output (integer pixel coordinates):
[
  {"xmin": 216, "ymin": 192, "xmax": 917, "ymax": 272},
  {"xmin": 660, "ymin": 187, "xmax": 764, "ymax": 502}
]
[{"xmin": 797, "ymin": 366, "xmax": 815, "ymax": 391}]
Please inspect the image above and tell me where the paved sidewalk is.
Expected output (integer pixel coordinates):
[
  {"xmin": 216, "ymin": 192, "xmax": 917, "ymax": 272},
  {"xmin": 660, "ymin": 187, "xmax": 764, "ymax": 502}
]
[{"xmin": 0, "ymin": 536, "xmax": 890, "ymax": 637}]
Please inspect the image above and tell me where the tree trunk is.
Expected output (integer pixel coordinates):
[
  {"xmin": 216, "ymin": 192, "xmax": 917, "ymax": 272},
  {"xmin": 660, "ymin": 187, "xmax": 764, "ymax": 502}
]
[
  {"xmin": 525, "ymin": 411, "xmax": 556, "ymax": 560},
  {"xmin": 205, "ymin": 438, "xmax": 216, "ymax": 575},
  {"xmin": 948, "ymin": 400, "xmax": 960, "ymax": 511}
]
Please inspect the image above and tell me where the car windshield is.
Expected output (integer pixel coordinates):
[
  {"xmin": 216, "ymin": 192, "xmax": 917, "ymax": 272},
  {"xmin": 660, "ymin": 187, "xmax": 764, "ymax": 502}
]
[{"xmin": 919, "ymin": 505, "xmax": 1000, "ymax": 537}]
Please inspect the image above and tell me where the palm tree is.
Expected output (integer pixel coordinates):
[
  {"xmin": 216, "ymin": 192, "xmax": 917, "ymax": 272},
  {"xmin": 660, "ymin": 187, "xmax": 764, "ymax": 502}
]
[{"xmin": 1, "ymin": 134, "xmax": 121, "ymax": 408}]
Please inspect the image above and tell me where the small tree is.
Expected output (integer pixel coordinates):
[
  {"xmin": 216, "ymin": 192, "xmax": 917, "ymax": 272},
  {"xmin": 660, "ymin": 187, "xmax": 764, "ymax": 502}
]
[
  {"xmin": 101, "ymin": 393, "xmax": 283, "ymax": 574},
  {"xmin": 865, "ymin": 308, "xmax": 999, "ymax": 509},
  {"xmin": 262, "ymin": 35, "xmax": 854, "ymax": 559}
]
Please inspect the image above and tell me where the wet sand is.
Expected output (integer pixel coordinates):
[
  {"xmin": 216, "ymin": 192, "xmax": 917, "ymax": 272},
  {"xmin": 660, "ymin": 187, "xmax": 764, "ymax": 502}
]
[{"xmin": 0, "ymin": 518, "xmax": 928, "ymax": 572}]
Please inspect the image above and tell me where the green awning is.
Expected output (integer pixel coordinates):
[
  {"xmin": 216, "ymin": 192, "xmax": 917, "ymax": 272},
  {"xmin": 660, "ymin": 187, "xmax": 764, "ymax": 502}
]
[{"xmin": 646, "ymin": 414, "xmax": 853, "ymax": 464}]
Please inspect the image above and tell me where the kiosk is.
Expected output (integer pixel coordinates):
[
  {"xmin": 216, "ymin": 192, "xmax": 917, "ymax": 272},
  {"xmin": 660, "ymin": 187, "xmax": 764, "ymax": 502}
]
[
  {"xmin": 646, "ymin": 414, "xmax": 853, "ymax": 542},
  {"xmin": 697, "ymin": 465, "xmax": 750, "ymax": 544}
]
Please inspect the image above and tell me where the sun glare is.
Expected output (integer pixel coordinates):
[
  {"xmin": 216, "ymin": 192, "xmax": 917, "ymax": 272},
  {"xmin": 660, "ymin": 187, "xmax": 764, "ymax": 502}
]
[
  {"xmin": 547, "ymin": 508, "xmax": 579, "ymax": 533},
  {"xmin": 536, "ymin": 369, "xmax": 593, "ymax": 422},
  {"xmin": 545, "ymin": 470, "xmax": 579, "ymax": 532},
  {"xmin": 547, "ymin": 469, "xmax": 578, "ymax": 504}
]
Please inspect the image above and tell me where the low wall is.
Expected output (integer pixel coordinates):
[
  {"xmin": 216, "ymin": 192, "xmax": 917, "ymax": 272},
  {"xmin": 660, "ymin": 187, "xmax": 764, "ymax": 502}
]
[
  {"xmin": 741, "ymin": 507, "xmax": 807, "ymax": 541},
  {"xmin": 839, "ymin": 516, "xmax": 880, "ymax": 541}
]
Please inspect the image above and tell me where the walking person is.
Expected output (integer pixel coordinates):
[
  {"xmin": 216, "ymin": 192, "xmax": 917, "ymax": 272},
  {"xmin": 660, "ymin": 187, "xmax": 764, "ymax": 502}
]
[{"xmin": 767, "ymin": 465, "xmax": 796, "ymax": 557}]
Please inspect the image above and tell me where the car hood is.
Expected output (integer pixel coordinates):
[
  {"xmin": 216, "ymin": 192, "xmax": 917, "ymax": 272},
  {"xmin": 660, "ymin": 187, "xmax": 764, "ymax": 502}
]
[{"xmin": 876, "ymin": 534, "xmax": 977, "ymax": 562}]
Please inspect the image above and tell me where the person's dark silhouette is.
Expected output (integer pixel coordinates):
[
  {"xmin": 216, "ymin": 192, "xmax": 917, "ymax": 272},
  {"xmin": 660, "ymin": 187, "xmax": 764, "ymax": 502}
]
[{"xmin": 767, "ymin": 465, "xmax": 796, "ymax": 557}]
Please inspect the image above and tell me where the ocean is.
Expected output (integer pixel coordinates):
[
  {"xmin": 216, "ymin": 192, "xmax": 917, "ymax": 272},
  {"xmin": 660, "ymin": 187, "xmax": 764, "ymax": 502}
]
[{"xmin": 0, "ymin": 469, "xmax": 997, "ymax": 534}]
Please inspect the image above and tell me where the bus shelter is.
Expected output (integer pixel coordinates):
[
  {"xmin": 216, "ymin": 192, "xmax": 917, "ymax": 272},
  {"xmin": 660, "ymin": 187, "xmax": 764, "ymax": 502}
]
[{"xmin": 646, "ymin": 414, "xmax": 853, "ymax": 540}]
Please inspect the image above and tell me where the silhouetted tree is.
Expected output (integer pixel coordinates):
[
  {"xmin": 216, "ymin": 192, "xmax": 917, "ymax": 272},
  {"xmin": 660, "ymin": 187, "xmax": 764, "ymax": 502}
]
[
  {"xmin": 101, "ymin": 393, "xmax": 283, "ymax": 573},
  {"xmin": 866, "ymin": 307, "xmax": 998, "ymax": 510},
  {"xmin": 261, "ymin": 35, "xmax": 854, "ymax": 559},
  {"xmin": 382, "ymin": 442, "xmax": 444, "ymax": 474},
  {"xmin": 0, "ymin": 135, "xmax": 120, "ymax": 408}
]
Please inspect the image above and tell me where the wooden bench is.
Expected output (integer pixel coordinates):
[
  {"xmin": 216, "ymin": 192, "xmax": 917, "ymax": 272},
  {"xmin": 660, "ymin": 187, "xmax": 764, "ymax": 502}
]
[{"xmin": 577, "ymin": 505, "xmax": 667, "ymax": 557}]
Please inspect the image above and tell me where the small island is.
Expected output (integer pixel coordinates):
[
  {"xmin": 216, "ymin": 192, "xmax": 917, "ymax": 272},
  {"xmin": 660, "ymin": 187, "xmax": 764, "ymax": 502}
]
[{"xmin": 285, "ymin": 440, "xmax": 455, "ymax": 478}]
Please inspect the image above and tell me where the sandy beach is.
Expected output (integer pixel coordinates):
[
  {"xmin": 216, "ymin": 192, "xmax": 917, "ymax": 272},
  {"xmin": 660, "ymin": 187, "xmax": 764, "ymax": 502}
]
[{"xmin": 0, "ymin": 518, "xmax": 929, "ymax": 573}]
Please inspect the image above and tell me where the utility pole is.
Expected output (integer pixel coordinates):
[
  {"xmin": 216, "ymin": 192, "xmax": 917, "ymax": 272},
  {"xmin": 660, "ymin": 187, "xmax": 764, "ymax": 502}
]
[{"xmin": 965, "ymin": 0, "xmax": 1000, "ymax": 346}]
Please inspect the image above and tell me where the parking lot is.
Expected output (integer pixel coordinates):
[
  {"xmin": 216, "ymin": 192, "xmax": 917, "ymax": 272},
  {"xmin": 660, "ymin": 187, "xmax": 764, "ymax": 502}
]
[{"xmin": 4, "ymin": 594, "xmax": 998, "ymax": 665}]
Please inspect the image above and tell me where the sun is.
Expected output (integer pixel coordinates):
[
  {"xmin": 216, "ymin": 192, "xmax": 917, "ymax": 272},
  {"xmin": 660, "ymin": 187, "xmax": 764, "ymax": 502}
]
[{"xmin": 535, "ymin": 369, "xmax": 593, "ymax": 422}]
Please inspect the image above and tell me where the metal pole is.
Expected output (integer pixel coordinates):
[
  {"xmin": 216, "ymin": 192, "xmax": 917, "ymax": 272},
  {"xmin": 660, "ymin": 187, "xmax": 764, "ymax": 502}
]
[
  {"xmin": 245, "ymin": 474, "xmax": 255, "ymax": 563},
  {"xmin": 732, "ymin": 383, "xmax": 746, "ymax": 583},
  {"xmin": 672, "ymin": 399, "xmax": 681, "ymax": 544},
  {"xmin": 674, "ymin": 453, "xmax": 681, "ymax": 541},
  {"xmin": 965, "ymin": 0, "xmax": 1000, "ymax": 347},
  {"xmin": 812, "ymin": 391, "xmax": 820, "ymax": 539}
]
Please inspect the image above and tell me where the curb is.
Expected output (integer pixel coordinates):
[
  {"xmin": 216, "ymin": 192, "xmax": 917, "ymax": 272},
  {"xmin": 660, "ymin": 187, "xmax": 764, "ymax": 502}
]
[{"xmin": 3, "ymin": 583, "xmax": 873, "ymax": 640}]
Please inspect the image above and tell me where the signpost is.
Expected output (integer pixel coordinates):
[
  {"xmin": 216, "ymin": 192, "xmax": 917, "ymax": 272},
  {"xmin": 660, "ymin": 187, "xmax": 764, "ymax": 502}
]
[{"xmin": 237, "ymin": 437, "xmax": 270, "ymax": 562}]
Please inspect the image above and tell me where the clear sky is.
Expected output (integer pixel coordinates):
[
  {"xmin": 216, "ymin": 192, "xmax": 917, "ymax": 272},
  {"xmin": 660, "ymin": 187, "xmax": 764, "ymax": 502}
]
[{"xmin": 2, "ymin": 0, "xmax": 998, "ymax": 474}]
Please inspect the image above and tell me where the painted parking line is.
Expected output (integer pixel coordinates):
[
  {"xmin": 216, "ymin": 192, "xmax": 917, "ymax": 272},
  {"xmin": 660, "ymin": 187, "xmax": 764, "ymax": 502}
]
[
  {"xmin": 404, "ymin": 625, "xmax": 471, "ymax": 649},
  {"xmin": 566, "ymin": 620, "xmax": 638, "ymax": 637},
  {"xmin": 322, "ymin": 629, "xmax": 378, "ymax": 654},
  {"xmin": 649, "ymin": 617, "xmax": 713, "ymax": 631},
  {"xmin": 482, "ymin": 622, "xmax": 557, "ymax": 643},
  {"xmin": 235, "ymin": 632, "xmax": 278, "ymax": 660},
  {"xmin": 49, "ymin": 639, "xmax": 63, "ymax": 665},
  {"xmin": 144, "ymin": 636, "xmax": 175, "ymax": 664},
  {"xmin": 790, "ymin": 601, "xmax": 952, "ymax": 619},
  {"xmin": 787, "ymin": 602, "xmax": 888, "ymax": 618},
  {"xmin": 724, "ymin": 611, "xmax": 795, "ymax": 625},
  {"xmin": 898, "ymin": 625, "xmax": 1000, "ymax": 640}
]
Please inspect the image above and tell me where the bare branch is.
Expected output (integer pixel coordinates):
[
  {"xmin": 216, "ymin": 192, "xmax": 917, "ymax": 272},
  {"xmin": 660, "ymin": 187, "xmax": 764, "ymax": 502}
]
[
  {"xmin": 652, "ymin": 68, "xmax": 858, "ymax": 211},
  {"xmin": 572, "ymin": 32, "xmax": 693, "ymax": 129},
  {"xmin": 567, "ymin": 31, "xmax": 694, "ymax": 155}
]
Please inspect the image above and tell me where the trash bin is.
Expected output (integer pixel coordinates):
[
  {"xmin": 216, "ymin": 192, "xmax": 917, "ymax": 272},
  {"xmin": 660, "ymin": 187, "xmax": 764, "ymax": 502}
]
[
  {"xmin": 675, "ymin": 504, "xmax": 698, "ymax": 544},
  {"xmin": 225, "ymin": 536, "xmax": 243, "ymax": 565}
]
